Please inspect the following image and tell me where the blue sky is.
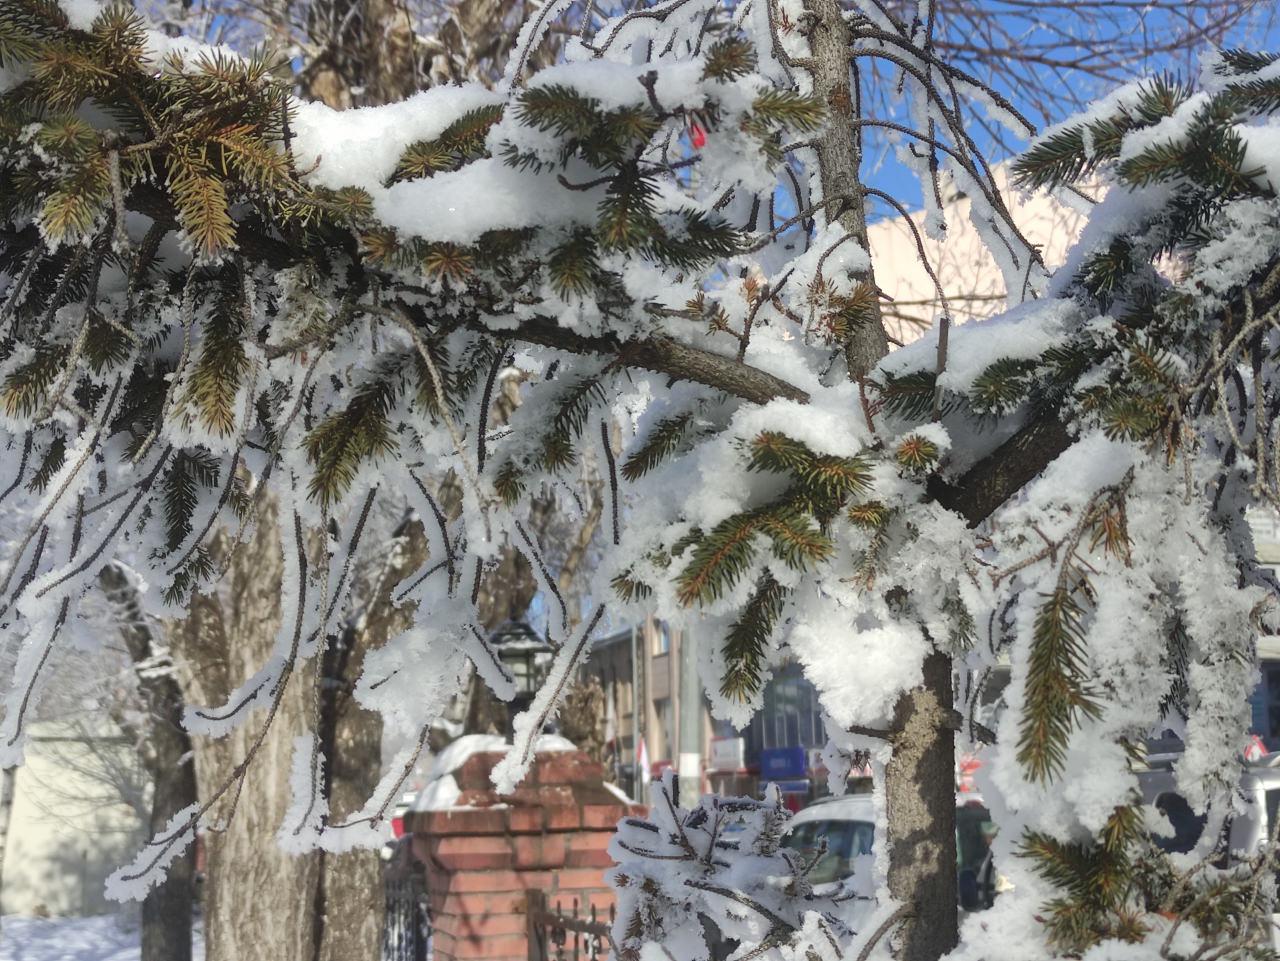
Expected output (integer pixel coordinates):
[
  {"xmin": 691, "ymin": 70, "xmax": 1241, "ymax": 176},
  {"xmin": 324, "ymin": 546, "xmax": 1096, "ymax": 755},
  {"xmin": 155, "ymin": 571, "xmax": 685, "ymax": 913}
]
[{"xmin": 859, "ymin": 4, "xmax": 1280, "ymax": 217}]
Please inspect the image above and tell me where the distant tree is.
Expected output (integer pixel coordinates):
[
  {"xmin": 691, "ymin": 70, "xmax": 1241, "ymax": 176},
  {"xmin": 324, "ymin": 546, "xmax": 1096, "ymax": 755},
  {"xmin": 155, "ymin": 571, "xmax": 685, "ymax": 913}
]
[{"xmin": 561, "ymin": 674, "xmax": 607, "ymax": 761}]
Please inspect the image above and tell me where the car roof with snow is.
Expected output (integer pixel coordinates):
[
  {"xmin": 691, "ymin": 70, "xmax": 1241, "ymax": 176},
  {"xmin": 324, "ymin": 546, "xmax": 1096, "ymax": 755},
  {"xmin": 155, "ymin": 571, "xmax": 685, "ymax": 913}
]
[
  {"xmin": 788, "ymin": 794, "xmax": 876, "ymax": 825},
  {"xmin": 788, "ymin": 792, "xmax": 989, "ymax": 827}
]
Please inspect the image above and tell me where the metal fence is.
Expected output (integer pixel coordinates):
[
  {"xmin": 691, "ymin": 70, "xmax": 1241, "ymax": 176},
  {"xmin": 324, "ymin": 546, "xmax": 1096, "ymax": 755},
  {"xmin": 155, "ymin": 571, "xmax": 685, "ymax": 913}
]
[
  {"xmin": 383, "ymin": 864, "xmax": 430, "ymax": 961},
  {"xmin": 526, "ymin": 891, "xmax": 615, "ymax": 961}
]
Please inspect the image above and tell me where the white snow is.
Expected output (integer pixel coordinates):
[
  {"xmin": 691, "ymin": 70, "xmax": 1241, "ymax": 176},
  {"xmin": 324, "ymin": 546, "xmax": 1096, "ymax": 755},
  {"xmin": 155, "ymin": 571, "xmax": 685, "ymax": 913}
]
[
  {"xmin": 59, "ymin": 0, "xmax": 104, "ymax": 29},
  {"xmin": 879, "ymin": 297, "xmax": 1080, "ymax": 395},
  {"xmin": 290, "ymin": 87, "xmax": 503, "ymax": 191},
  {"xmin": 375, "ymin": 160, "xmax": 602, "ymax": 244},
  {"xmin": 412, "ymin": 733, "xmax": 575, "ymax": 811},
  {"xmin": 0, "ymin": 915, "xmax": 204, "ymax": 961}
]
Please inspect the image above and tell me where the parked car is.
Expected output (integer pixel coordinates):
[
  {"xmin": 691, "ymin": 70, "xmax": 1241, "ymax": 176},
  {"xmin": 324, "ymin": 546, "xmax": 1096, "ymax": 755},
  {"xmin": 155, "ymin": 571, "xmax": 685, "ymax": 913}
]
[
  {"xmin": 779, "ymin": 793, "xmax": 1003, "ymax": 910},
  {"xmin": 1137, "ymin": 747, "xmax": 1280, "ymax": 951},
  {"xmin": 1137, "ymin": 748, "xmax": 1280, "ymax": 857}
]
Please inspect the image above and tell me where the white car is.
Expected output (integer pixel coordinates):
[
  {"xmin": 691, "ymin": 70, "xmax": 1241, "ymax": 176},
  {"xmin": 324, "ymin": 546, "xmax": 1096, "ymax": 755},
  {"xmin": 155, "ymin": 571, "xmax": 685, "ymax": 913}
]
[
  {"xmin": 1137, "ymin": 748, "xmax": 1280, "ymax": 950},
  {"xmin": 1138, "ymin": 749, "xmax": 1280, "ymax": 856},
  {"xmin": 780, "ymin": 793, "xmax": 1002, "ymax": 909}
]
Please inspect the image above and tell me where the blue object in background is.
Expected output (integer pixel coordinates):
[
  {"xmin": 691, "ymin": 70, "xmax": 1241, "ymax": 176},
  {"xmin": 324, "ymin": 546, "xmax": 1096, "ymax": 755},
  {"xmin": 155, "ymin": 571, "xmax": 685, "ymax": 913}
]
[{"xmin": 760, "ymin": 746, "xmax": 807, "ymax": 780}]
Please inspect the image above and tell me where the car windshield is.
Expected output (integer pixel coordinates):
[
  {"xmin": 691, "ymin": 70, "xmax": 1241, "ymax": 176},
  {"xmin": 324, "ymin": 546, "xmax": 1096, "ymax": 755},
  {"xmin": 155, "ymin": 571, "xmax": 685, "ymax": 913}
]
[
  {"xmin": 781, "ymin": 804, "xmax": 999, "ymax": 896},
  {"xmin": 782, "ymin": 818, "xmax": 875, "ymax": 886}
]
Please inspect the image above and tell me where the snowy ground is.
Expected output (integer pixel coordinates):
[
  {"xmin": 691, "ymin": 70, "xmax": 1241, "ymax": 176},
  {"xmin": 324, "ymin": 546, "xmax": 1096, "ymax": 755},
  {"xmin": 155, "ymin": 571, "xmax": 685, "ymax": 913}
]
[{"xmin": 0, "ymin": 915, "xmax": 204, "ymax": 961}]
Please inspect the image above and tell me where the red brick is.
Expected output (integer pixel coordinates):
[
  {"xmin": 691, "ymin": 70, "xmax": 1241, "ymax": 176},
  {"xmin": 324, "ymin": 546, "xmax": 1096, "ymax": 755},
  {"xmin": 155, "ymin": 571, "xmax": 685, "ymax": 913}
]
[
  {"xmin": 545, "ymin": 890, "xmax": 615, "ymax": 913},
  {"xmin": 568, "ymin": 829, "xmax": 611, "ymax": 848},
  {"xmin": 532, "ymin": 753, "xmax": 605, "ymax": 786},
  {"xmin": 435, "ymin": 890, "xmax": 528, "ymax": 917},
  {"xmin": 503, "ymin": 785, "xmax": 568, "ymax": 807},
  {"xmin": 565, "ymin": 847, "xmax": 613, "ymax": 868},
  {"xmin": 438, "ymin": 912, "xmax": 529, "ymax": 938},
  {"xmin": 565, "ymin": 832, "xmax": 614, "ymax": 868},
  {"xmin": 410, "ymin": 832, "xmax": 434, "ymax": 864},
  {"xmin": 586, "ymin": 890, "xmax": 618, "ymax": 912},
  {"xmin": 423, "ymin": 807, "xmax": 509, "ymax": 836},
  {"xmin": 433, "ymin": 835, "xmax": 512, "ymax": 871},
  {"xmin": 512, "ymin": 833, "xmax": 567, "ymax": 869},
  {"xmin": 449, "ymin": 934, "xmax": 528, "ymax": 959},
  {"xmin": 545, "ymin": 802, "xmax": 581, "ymax": 831},
  {"xmin": 455, "ymin": 752, "xmax": 507, "ymax": 790},
  {"xmin": 449, "ymin": 869, "xmax": 556, "ymax": 893},
  {"xmin": 506, "ymin": 805, "xmax": 545, "ymax": 833},
  {"xmin": 581, "ymin": 804, "xmax": 626, "ymax": 830},
  {"xmin": 455, "ymin": 789, "xmax": 500, "ymax": 807}
]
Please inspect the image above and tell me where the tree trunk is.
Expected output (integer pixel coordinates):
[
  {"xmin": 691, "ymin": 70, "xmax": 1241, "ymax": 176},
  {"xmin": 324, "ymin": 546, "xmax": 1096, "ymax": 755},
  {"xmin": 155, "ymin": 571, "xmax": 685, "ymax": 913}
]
[
  {"xmin": 302, "ymin": 0, "xmax": 418, "ymax": 109},
  {"xmin": 169, "ymin": 504, "xmax": 390, "ymax": 961},
  {"xmin": 313, "ymin": 623, "xmax": 388, "ymax": 961},
  {"xmin": 806, "ymin": 0, "xmax": 888, "ymax": 377},
  {"xmin": 102, "ymin": 565, "xmax": 198, "ymax": 961},
  {"xmin": 805, "ymin": 2, "xmax": 955, "ymax": 957},
  {"xmin": 169, "ymin": 511, "xmax": 318, "ymax": 961},
  {"xmin": 885, "ymin": 652, "xmax": 957, "ymax": 961}
]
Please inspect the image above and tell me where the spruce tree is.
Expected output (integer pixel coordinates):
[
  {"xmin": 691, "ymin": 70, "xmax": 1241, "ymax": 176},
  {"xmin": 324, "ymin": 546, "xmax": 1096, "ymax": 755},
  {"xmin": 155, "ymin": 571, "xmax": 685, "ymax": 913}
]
[{"xmin": 2, "ymin": 3, "xmax": 1280, "ymax": 961}]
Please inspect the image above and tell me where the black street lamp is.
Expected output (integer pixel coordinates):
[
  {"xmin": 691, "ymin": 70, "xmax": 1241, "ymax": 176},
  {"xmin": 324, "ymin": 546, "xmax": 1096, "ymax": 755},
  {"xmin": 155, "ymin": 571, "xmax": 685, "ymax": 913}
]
[{"xmin": 489, "ymin": 621, "xmax": 554, "ymax": 733}]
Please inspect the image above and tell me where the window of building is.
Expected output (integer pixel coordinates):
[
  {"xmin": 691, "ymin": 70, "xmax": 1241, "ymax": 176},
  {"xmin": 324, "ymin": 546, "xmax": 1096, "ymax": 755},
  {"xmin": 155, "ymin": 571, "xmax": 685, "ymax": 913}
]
[
  {"xmin": 736, "ymin": 664, "xmax": 827, "ymax": 765},
  {"xmin": 653, "ymin": 621, "xmax": 671, "ymax": 656},
  {"xmin": 653, "ymin": 698, "xmax": 672, "ymax": 760}
]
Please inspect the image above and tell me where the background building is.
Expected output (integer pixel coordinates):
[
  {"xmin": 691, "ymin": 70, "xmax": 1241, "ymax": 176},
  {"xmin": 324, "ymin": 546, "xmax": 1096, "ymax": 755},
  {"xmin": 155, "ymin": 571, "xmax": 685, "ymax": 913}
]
[
  {"xmin": 587, "ymin": 621, "xmax": 839, "ymax": 807},
  {"xmin": 1, "ymin": 718, "xmax": 149, "ymax": 917}
]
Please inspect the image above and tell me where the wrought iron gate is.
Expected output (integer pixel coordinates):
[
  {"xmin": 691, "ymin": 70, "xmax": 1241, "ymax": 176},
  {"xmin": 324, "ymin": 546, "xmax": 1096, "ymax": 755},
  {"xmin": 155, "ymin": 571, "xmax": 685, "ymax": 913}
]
[
  {"xmin": 527, "ymin": 891, "xmax": 615, "ymax": 961},
  {"xmin": 383, "ymin": 863, "xmax": 430, "ymax": 961}
]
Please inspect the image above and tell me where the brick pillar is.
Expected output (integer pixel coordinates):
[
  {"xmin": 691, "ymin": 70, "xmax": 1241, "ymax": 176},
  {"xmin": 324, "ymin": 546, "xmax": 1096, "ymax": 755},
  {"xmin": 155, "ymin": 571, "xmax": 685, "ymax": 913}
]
[{"xmin": 406, "ymin": 750, "xmax": 643, "ymax": 961}]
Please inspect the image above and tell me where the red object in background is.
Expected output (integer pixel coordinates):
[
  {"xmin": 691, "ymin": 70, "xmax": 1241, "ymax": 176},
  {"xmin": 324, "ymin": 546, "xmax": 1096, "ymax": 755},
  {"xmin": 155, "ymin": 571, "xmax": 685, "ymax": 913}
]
[
  {"xmin": 690, "ymin": 122, "xmax": 707, "ymax": 149},
  {"xmin": 958, "ymin": 755, "xmax": 981, "ymax": 793},
  {"xmin": 391, "ymin": 816, "xmax": 405, "ymax": 838},
  {"xmin": 1245, "ymin": 734, "xmax": 1268, "ymax": 762}
]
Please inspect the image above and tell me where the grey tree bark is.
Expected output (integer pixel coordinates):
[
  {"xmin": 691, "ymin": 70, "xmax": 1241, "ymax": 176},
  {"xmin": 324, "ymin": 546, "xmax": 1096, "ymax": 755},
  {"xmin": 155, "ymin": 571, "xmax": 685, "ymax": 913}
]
[
  {"xmin": 168, "ymin": 502, "xmax": 404, "ymax": 961},
  {"xmin": 170, "ymin": 509, "xmax": 320, "ymax": 961},
  {"xmin": 884, "ymin": 653, "xmax": 958, "ymax": 961}
]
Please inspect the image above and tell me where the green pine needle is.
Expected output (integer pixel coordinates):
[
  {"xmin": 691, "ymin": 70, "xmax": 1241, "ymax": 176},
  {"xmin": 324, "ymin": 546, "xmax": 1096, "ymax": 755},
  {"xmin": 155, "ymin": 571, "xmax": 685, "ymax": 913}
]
[
  {"xmin": 720, "ymin": 573, "xmax": 788, "ymax": 701},
  {"xmin": 304, "ymin": 365, "xmax": 401, "ymax": 508},
  {"xmin": 621, "ymin": 412, "xmax": 693, "ymax": 481},
  {"xmin": 1017, "ymin": 578, "xmax": 1103, "ymax": 782}
]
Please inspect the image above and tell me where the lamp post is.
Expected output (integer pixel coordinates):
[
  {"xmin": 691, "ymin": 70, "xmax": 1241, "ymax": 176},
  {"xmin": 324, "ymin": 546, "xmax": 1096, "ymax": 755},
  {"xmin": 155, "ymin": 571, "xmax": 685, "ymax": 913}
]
[{"xmin": 489, "ymin": 621, "xmax": 554, "ymax": 736}]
